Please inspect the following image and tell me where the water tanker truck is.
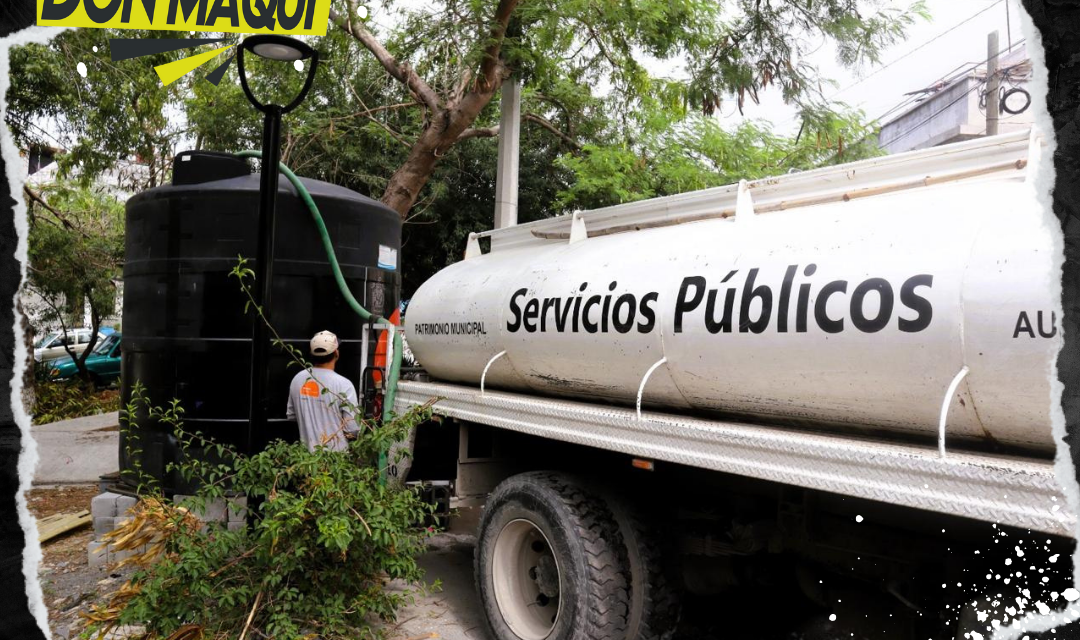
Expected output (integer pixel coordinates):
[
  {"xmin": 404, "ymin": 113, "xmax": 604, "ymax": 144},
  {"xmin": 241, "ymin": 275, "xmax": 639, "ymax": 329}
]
[{"xmin": 396, "ymin": 129, "xmax": 1075, "ymax": 639}]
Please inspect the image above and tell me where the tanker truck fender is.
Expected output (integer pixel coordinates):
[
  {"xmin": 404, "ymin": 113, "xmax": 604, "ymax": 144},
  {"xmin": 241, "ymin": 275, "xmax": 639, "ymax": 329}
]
[{"xmin": 475, "ymin": 471, "xmax": 631, "ymax": 640}]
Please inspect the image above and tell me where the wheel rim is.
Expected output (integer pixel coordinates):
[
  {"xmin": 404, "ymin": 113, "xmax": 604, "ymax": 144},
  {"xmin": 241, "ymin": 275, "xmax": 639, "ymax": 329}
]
[{"xmin": 492, "ymin": 518, "xmax": 562, "ymax": 640}]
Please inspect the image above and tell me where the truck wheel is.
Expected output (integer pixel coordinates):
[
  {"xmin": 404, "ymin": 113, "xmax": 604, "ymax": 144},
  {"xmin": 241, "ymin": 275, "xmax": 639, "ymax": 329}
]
[
  {"xmin": 608, "ymin": 501, "xmax": 681, "ymax": 640},
  {"xmin": 475, "ymin": 472, "xmax": 630, "ymax": 640}
]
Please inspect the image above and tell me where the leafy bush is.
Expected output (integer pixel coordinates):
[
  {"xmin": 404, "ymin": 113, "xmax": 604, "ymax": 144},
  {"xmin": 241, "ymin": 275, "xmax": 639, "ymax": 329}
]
[
  {"xmin": 86, "ymin": 385, "xmax": 436, "ymax": 640},
  {"xmin": 32, "ymin": 380, "xmax": 120, "ymax": 425}
]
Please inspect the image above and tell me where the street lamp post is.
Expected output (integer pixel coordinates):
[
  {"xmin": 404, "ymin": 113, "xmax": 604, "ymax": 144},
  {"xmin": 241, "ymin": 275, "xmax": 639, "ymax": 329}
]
[{"xmin": 237, "ymin": 35, "xmax": 319, "ymax": 452}]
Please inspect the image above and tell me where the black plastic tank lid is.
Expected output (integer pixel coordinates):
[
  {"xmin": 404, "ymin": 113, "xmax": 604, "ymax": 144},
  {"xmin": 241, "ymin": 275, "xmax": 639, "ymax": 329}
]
[{"xmin": 173, "ymin": 150, "xmax": 251, "ymax": 186}]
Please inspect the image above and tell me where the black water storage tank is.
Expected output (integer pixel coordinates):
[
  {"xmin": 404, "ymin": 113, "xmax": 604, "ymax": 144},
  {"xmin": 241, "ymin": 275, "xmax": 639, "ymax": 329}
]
[{"xmin": 120, "ymin": 151, "xmax": 401, "ymax": 494}]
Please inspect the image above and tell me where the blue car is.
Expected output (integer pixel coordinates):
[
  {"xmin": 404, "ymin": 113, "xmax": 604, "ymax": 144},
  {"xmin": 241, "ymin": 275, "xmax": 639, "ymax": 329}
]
[{"xmin": 46, "ymin": 333, "xmax": 122, "ymax": 387}]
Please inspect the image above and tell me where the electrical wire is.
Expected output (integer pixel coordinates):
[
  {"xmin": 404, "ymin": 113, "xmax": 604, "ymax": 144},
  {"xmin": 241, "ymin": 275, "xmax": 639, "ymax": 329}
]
[
  {"xmin": 872, "ymin": 39, "xmax": 1025, "ymax": 136},
  {"xmin": 775, "ymin": 5, "xmax": 1015, "ymax": 134},
  {"xmin": 829, "ymin": 0, "xmax": 1005, "ymax": 100},
  {"xmin": 821, "ymin": 42, "xmax": 1025, "ymax": 164},
  {"xmin": 881, "ymin": 81, "xmax": 985, "ymax": 148}
]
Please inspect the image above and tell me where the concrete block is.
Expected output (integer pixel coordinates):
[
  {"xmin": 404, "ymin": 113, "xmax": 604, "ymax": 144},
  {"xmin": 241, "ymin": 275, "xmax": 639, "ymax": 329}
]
[
  {"xmin": 202, "ymin": 498, "xmax": 227, "ymax": 522},
  {"xmin": 176, "ymin": 496, "xmax": 227, "ymax": 522},
  {"xmin": 112, "ymin": 543, "xmax": 147, "ymax": 561},
  {"xmin": 91, "ymin": 493, "xmax": 119, "ymax": 519},
  {"xmin": 93, "ymin": 516, "xmax": 115, "ymax": 538},
  {"xmin": 226, "ymin": 496, "xmax": 247, "ymax": 522},
  {"xmin": 115, "ymin": 495, "xmax": 137, "ymax": 516},
  {"xmin": 227, "ymin": 521, "xmax": 246, "ymax": 532},
  {"xmin": 109, "ymin": 545, "xmax": 135, "ymax": 564},
  {"xmin": 87, "ymin": 540, "xmax": 108, "ymax": 568}
]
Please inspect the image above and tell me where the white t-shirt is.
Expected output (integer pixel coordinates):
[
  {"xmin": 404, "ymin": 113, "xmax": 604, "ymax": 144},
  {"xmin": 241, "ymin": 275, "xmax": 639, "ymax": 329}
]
[{"xmin": 285, "ymin": 367, "xmax": 360, "ymax": 451}]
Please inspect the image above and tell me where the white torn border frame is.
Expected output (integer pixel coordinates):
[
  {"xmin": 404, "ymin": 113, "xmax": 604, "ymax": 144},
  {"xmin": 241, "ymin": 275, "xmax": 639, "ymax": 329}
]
[
  {"xmin": 1, "ymin": 23, "xmax": 71, "ymax": 640},
  {"xmin": 996, "ymin": 5, "xmax": 1080, "ymax": 640},
  {"xmin": 0, "ymin": 6, "xmax": 1076, "ymax": 640}
]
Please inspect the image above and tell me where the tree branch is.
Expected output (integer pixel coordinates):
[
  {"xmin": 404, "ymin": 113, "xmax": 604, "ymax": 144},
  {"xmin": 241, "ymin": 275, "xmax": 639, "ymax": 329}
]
[
  {"xmin": 343, "ymin": 81, "xmax": 413, "ymax": 149},
  {"xmin": 524, "ymin": 113, "xmax": 581, "ymax": 151},
  {"xmin": 456, "ymin": 125, "xmax": 500, "ymax": 142},
  {"xmin": 329, "ymin": 3, "xmax": 442, "ymax": 114},
  {"xmin": 330, "ymin": 101, "xmax": 418, "ymax": 122},
  {"xmin": 23, "ymin": 185, "xmax": 77, "ymax": 232},
  {"xmin": 477, "ymin": 0, "xmax": 520, "ymax": 91},
  {"xmin": 533, "ymin": 93, "xmax": 576, "ymax": 137}
]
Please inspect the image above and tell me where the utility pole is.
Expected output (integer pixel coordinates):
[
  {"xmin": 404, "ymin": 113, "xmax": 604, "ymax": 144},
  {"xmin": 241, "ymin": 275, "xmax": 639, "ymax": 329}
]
[
  {"xmin": 1005, "ymin": 0, "xmax": 1012, "ymax": 52},
  {"xmin": 494, "ymin": 79, "xmax": 520, "ymax": 229},
  {"xmin": 986, "ymin": 30, "xmax": 1000, "ymax": 137}
]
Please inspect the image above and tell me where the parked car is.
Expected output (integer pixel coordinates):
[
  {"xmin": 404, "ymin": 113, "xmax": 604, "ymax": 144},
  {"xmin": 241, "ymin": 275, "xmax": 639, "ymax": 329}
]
[
  {"xmin": 34, "ymin": 327, "xmax": 114, "ymax": 362},
  {"xmin": 46, "ymin": 332, "xmax": 122, "ymax": 386}
]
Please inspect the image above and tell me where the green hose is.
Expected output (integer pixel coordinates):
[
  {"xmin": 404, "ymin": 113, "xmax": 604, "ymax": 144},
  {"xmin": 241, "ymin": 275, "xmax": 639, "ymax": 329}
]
[{"xmin": 237, "ymin": 151, "xmax": 401, "ymax": 477}]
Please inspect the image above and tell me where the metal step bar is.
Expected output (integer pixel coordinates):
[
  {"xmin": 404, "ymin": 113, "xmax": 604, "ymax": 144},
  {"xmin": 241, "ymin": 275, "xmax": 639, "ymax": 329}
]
[{"xmin": 395, "ymin": 379, "xmax": 1073, "ymax": 537}]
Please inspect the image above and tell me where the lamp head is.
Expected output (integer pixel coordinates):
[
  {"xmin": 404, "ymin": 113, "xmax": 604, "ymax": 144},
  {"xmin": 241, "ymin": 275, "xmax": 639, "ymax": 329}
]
[
  {"xmin": 238, "ymin": 35, "xmax": 318, "ymax": 114},
  {"xmin": 252, "ymin": 41, "xmax": 305, "ymax": 61}
]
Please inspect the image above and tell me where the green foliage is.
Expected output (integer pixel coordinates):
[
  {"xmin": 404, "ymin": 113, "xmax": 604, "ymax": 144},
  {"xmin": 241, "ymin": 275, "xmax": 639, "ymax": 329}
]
[
  {"xmin": 101, "ymin": 385, "xmax": 435, "ymax": 639},
  {"xmin": 7, "ymin": 29, "xmax": 189, "ymax": 187},
  {"xmin": 555, "ymin": 108, "xmax": 883, "ymax": 208},
  {"xmin": 31, "ymin": 381, "xmax": 119, "ymax": 426},
  {"xmin": 25, "ymin": 181, "xmax": 124, "ymax": 380}
]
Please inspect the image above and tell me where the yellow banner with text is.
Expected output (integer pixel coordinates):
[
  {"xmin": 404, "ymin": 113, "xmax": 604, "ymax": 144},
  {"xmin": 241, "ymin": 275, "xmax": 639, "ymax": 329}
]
[{"xmin": 36, "ymin": 0, "xmax": 330, "ymax": 35}]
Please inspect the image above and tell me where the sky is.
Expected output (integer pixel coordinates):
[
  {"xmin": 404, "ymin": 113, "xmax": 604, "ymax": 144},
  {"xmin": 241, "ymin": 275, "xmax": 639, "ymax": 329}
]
[{"xmin": 719, "ymin": 0, "xmax": 1029, "ymax": 134}]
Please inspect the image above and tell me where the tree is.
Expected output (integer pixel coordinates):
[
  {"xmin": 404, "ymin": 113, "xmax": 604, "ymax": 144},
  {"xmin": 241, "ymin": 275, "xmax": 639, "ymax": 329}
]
[
  {"xmin": 554, "ymin": 105, "xmax": 882, "ymax": 209},
  {"xmin": 321, "ymin": 0, "xmax": 925, "ymax": 217},
  {"xmin": 7, "ymin": 2, "xmax": 923, "ymax": 291},
  {"xmin": 7, "ymin": 29, "xmax": 189, "ymax": 191},
  {"xmin": 24, "ymin": 182, "xmax": 124, "ymax": 383}
]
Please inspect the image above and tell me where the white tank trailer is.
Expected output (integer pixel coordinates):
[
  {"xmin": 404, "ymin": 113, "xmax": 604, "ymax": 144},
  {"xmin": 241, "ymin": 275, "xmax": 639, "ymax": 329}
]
[{"xmin": 406, "ymin": 130, "xmax": 1061, "ymax": 455}]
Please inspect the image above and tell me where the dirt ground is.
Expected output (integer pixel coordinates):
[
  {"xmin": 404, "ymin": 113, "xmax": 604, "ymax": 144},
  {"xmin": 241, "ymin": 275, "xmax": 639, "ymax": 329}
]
[{"xmin": 29, "ymin": 484, "xmax": 135, "ymax": 639}]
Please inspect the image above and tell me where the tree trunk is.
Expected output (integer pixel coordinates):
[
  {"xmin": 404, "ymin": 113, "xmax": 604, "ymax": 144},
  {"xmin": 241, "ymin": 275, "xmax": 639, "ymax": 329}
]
[
  {"xmin": 380, "ymin": 90, "xmax": 504, "ymax": 218},
  {"xmin": 381, "ymin": 130, "xmax": 446, "ymax": 218},
  {"xmin": 18, "ymin": 298, "xmax": 35, "ymax": 415},
  {"xmin": 72, "ymin": 285, "xmax": 101, "ymax": 385}
]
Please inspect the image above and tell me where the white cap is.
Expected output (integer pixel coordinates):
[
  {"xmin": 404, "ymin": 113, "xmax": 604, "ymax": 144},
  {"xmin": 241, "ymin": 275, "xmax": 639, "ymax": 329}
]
[{"xmin": 310, "ymin": 330, "xmax": 339, "ymax": 356}]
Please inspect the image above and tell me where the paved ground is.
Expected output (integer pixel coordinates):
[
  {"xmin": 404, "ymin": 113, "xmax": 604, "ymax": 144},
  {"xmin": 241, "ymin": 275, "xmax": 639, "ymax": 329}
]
[
  {"xmin": 31, "ymin": 411, "xmax": 119, "ymax": 485},
  {"xmin": 387, "ymin": 533, "xmax": 492, "ymax": 640}
]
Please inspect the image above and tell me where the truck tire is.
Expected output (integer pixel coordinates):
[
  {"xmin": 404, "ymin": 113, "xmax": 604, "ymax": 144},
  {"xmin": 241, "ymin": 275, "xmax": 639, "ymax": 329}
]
[
  {"xmin": 607, "ymin": 500, "xmax": 681, "ymax": 640},
  {"xmin": 475, "ymin": 472, "xmax": 630, "ymax": 640}
]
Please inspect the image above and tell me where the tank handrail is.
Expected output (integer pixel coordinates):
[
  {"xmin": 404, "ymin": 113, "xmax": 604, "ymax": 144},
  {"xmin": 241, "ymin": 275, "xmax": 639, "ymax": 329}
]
[
  {"xmin": 525, "ymin": 158, "xmax": 1027, "ymax": 242},
  {"xmin": 468, "ymin": 129, "xmax": 1034, "ymax": 254}
]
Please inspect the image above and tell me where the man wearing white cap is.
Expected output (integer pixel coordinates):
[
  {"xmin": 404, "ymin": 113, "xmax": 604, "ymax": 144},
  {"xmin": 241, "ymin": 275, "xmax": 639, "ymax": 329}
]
[{"xmin": 286, "ymin": 330, "xmax": 360, "ymax": 451}]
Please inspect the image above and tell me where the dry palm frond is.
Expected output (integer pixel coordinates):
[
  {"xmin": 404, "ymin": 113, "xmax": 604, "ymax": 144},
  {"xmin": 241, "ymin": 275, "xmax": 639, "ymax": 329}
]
[
  {"xmin": 79, "ymin": 580, "xmax": 142, "ymax": 639},
  {"xmin": 164, "ymin": 623, "xmax": 204, "ymax": 640},
  {"xmin": 102, "ymin": 496, "xmax": 201, "ymax": 569},
  {"xmin": 81, "ymin": 496, "xmax": 205, "ymax": 636}
]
